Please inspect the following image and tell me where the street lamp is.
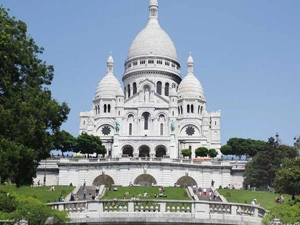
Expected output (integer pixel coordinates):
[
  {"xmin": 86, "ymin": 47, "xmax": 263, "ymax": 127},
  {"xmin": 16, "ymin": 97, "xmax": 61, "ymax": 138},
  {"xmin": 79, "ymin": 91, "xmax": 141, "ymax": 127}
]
[{"xmin": 43, "ymin": 159, "xmax": 47, "ymax": 186}]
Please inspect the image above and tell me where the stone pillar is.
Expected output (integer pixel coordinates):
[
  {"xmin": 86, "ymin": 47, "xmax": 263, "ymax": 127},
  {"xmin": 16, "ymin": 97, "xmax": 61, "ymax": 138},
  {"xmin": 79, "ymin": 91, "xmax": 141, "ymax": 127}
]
[{"xmin": 112, "ymin": 134, "xmax": 119, "ymax": 157}]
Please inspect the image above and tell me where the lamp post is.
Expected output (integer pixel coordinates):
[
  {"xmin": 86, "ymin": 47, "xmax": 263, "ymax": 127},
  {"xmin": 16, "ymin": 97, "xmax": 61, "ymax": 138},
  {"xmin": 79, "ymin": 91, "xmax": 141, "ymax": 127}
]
[{"xmin": 43, "ymin": 159, "xmax": 47, "ymax": 186}]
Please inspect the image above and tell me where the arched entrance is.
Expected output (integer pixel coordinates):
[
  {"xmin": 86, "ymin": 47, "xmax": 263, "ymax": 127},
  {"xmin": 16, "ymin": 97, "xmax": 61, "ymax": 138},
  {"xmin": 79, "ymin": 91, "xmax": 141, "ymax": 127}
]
[
  {"xmin": 139, "ymin": 145, "xmax": 150, "ymax": 157},
  {"xmin": 122, "ymin": 145, "xmax": 133, "ymax": 157},
  {"xmin": 93, "ymin": 174, "xmax": 114, "ymax": 187},
  {"xmin": 176, "ymin": 176, "xmax": 197, "ymax": 187},
  {"xmin": 155, "ymin": 145, "xmax": 167, "ymax": 158},
  {"xmin": 134, "ymin": 174, "xmax": 157, "ymax": 186}
]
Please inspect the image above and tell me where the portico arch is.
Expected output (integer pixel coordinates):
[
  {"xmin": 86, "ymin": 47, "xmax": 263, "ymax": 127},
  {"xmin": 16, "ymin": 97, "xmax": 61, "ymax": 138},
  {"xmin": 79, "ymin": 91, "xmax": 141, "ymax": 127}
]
[
  {"xmin": 176, "ymin": 176, "xmax": 197, "ymax": 187},
  {"xmin": 155, "ymin": 145, "xmax": 167, "ymax": 157},
  {"xmin": 122, "ymin": 145, "xmax": 134, "ymax": 157},
  {"xmin": 134, "ymin": 174, "xmax": 157, "ymax": 186},
  {"xmin": 93, "ymin": 174, "xmax": 114, "ymax": 187},
  {"xmin": 139, "ymin": 145, "xmax": 150, "ymax": 157}
]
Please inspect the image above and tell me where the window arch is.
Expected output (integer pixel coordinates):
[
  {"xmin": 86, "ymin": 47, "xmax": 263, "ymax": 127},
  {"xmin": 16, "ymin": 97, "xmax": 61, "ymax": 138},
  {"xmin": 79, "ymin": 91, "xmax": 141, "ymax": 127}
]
[
  {"xmin": 104, "ymin": 104, "xmax": 107, "ymax": 113},
  {"xmin": 133, "ymin": 82, "xmax": 137, "ymax": 95},
  {"xmin": 129, "ymin": 123, "xmax": 132, "ymax": 135},
  {"xmin": 160, "ymin": 123, "xmax": 163, "ymax": 136},
  {"xmin": 165, "ymin": 82, "xmax": 169, "ymax": 96},
  {"xmin": 157, "ymin": 81, "xmax": 162, "ymax": 95},
  {"xmin": 127, "ymin": 84, "xmax": 131, "ymax": 98},
  {"xmin": 108, "ymin": 104, "xmax": 111, "ymax": 113},
  {"xmin": 191, "ymin": 104, "xmax": 194, "ymax": 113},
  {"xmin": 187, "ymin": 104, "xmax": 190, "ymax": 113},
  {"xmin": 142, "ymin": 112, "xmax": 150, "ymax": 130},
  {"xmin": 181, "ymin": 106, "xmax": 183, "ymax": 114}
]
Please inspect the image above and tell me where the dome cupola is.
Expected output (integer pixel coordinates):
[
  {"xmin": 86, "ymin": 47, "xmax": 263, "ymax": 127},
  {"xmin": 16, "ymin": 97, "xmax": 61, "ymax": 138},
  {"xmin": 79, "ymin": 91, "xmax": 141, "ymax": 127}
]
[
  {"xmin": 177, "ymin": 54, "xmax": 205, "ymax": 100},
  {"xmin": 127, "ymin": 0, "xmax": 178, "ymax": 61},
  {"xmin": 95, "ymin": 54, "xmax": 124, "ymax": 99}
]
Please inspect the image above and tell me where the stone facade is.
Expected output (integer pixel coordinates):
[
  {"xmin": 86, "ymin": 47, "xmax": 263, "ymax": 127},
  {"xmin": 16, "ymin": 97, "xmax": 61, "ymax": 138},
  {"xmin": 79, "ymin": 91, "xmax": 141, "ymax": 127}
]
[{"xmin": 79, "ymin": 0, "xmax": 221, "ymax": 159}]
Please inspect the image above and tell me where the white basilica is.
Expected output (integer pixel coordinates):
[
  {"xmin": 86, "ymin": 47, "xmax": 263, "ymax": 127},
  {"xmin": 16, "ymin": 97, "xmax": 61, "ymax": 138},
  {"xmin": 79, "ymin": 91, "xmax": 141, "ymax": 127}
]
[{"xmin": 79, "ymin": 0, "xmax": 221, "ymax": 159}]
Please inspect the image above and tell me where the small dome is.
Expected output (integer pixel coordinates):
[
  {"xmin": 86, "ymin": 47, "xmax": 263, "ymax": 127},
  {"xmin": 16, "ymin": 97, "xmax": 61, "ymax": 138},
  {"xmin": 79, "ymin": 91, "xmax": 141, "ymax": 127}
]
[
  {"xmin": 177, "ymin": 55, "xmax": 205, "ymax": 99},
  {"xmin": 95, "ymin": 55, "xmax": 124, "ymax": 98}
]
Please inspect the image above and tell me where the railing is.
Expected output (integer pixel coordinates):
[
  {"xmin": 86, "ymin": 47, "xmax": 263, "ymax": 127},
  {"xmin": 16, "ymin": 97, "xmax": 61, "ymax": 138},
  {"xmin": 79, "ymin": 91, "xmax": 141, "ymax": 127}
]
[{"xmin": 48, "ymin": 199, "xmax": 266, "ymax": 219}]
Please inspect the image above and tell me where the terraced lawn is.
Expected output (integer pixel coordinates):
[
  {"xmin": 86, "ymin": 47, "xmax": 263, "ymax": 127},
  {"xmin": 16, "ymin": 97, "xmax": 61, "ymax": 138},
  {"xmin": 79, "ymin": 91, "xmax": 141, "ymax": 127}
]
[
  {"xmin": 16, "ymin": 185, "xmax": 75, "ymax": 203},
  {"xmin": 102, "ymin": 186, "xmax": 191, "ymax": 200}
]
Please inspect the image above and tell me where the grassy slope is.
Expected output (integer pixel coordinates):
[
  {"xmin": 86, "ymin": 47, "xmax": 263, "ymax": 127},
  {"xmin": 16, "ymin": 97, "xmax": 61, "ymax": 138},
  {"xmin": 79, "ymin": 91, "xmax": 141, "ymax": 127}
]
[
  {"xmin": 102, "ymin": 186, "xmax": 191, "ymax": 200},
  {"xmin": 218, "ymin": 189, "xmax": 291, "ymax": 210},
  {"xmin": 16, "ymin": 186, "xmax": 75, "ymax": 203}
]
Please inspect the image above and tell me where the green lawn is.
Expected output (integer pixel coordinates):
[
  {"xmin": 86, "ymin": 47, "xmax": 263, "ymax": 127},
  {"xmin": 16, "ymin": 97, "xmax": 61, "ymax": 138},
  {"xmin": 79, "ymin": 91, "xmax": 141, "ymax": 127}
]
[
  {"xmin": 16, "ymin": 185, "xmax": 75, "ymax": 203},
  {"xmin": 217, "ymin": 189, "xmax": 291, "ymax": 210},
  {"xmin": 102, "ymin": 186, "xmax": 191, "ymax": 200}
]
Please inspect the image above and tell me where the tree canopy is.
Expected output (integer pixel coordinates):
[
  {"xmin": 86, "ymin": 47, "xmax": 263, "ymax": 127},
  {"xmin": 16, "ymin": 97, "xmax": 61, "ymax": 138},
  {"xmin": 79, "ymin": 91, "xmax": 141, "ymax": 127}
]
[
  {"xmin": 74, "ymin": 132, "xmax": 106, "ymax": 157},
  {"xmin": 0, "ymin": 7, "xmax": 70, "ymax": 186},
  {"xmin": 195, "ymin": 147, "xmax": 209, "ymax": 157},
  {"xmin": 243, "ymin": 136, "xmax": 298, "ymax": 189},
  {"xmin": 226, "ymin": 137, "xmax": 266, "ymax": 157}
]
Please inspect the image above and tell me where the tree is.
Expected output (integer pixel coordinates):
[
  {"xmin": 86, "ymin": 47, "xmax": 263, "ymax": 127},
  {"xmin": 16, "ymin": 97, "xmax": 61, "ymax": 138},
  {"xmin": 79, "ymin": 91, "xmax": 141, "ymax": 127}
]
[
  {"xmin": 208, "ymin": 148, "xmax": 218, "ymax": 158},
  {"xmin": 74, "ymin": 133, "xmax": 106, "ymax": 157},
  {"xmin": 273, "ymin": 157, "xmax": 300, "ymax": 195},
  {"xmin": 195, "ymin": 147, "xmax": 209, "ymax": 157},
  {"xmin": 226, "ymin": 137, "xmax": 265, "ymax": 157},
  {"xmin": 0, "ymin": 184, "xmax": 69, "ymax": 224},
  {"xmin": 220, "ymin": 145, "xmax": 233, "ymax": 155},
  {"xmin": 243, "ymin": 135, "xmax": 296, "ymax": 189},
  {"xmin": 181, "ymin": 149, "xmax": 191, "ymax": 158},
  {"xmin": 53, "ymin": 130, "xmax": 76, "ymax": 153},
  {"xmin": 0, "ymin": 7, "xmax": 70, "ymax": 186}
]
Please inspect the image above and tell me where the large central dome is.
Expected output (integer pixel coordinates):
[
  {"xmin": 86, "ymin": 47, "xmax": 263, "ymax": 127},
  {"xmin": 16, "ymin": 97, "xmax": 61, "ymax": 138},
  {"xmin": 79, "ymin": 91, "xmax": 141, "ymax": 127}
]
[{"xmin": 127, "ymin": 0, "xmax": 177, "ymax": 61}]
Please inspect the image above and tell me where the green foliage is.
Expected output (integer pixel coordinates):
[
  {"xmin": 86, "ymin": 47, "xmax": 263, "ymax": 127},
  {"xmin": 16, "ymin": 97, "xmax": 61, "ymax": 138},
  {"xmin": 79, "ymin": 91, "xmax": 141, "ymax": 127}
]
[
  {"xmin": 226, "ymin": 137, "xmax": 266, "ymax": 157},
  {"xmin": 0, "ymin": 7, "xmax": 70, "ymax": 186},
  {"xmin": 220, "ymin": 145, "xmax": 232, "ymax": 155},
  {"xmin": 75, "ymin": 132, "xmax": 106, "ymax": 156},
  {"xmin": 0, "ymin": 185, "xmax": 70, "ymax": 224},
  {"xmin": 273, "ymin": 157, "xmax": 300, "ymax": 195},
  {"xmin": 243, "ymin": 136, "xmax": 298, "ymax": 189},
  {"xmin": 195, "ymin": 147, "xmax": 208, "ymax": 157},
  {"xmin": 208, "ymin": 148, "xmax": 218, "ymax": 158},
  {"xmin": 53, "ymin": 130, "xmax": 76, "ymax": 152},
  {"xmin": 181, "ymin": 149, "xmax": 191, "ymax": 157}
]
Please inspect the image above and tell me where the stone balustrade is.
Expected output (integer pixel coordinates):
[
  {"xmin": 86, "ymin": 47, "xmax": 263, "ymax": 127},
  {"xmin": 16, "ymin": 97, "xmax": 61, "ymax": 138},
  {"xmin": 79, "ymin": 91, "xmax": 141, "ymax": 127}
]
[{"xmin": 48, "ymin": 200, "xmax": 265, "ymax": 225}]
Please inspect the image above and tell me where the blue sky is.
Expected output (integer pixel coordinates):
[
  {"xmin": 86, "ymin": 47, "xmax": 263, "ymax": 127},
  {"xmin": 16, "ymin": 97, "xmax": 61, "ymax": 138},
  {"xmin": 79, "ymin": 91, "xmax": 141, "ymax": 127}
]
[{"xmin": 2, "ymin": 0, "xmax": 299, "ymax": 146}]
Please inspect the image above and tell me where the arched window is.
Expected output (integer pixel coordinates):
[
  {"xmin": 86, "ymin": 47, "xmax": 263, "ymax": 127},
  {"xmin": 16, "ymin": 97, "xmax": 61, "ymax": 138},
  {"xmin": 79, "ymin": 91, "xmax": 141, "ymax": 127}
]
[
  {"xmin": 187, "ymin": 104, "xmax": 190, "ymax": 113},
  {"xmin": 97, "ymin": 105, "xmax": 100, "ymax": 114},
  {"xmin": 201, "ymin": 106, "xmax": 203, "ymax": 114},
  {"xmin": 157, "ymin": 81, "xmax": 162, "ymax": 95},
  {"xmin": 181, "ymin": 106, "xmax": 183, "ymax": 114},
  {"xmin": 165, "ymin": 82, "xmax": 169, "ymax": 96},
  {"xmin": 191, "ymin": 105, "xmax": 194, "ymax": 113},
  {"xmin": 142, "ymin": 112, "xmax": 150, "ymax": 130},
  {"xmin": 198, "ymin": 106, "xmax": 200, "ymax": 114},
  {"xmin": 95, "ymin": 106, "xmax": 97, "ymax": 114},
  {"xmin": 129, "ymin": 123, "xmax": 132, "ymax": 135},
  {"xmin": 189, "ymin": 146, "xmax": 192, "ymax": 151},
  {"xmin": 108, "ymin": 104, "xmax": 111, "ymax": 113},
  {"xmin": 178, "ymin": 106, "xmax": 180, "ymax": 114},
  {"xmin": 133, "ymin": 82, "xmax": 137, "ymax": 95},
  {"xmin": 160, "ymin": 123, "xmax": 163, "ymax": 136},
  {"xmin": 127, "ymin": 84, "xmax": 131, "ymax": 98},
  {"xmin": 104, "ymin": 104, "xmax": 107, "ymax": 113}
]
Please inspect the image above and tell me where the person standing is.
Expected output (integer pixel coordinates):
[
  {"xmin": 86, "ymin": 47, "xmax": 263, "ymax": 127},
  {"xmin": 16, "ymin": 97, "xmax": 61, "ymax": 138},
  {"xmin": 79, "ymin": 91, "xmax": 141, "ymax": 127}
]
[{"xmin": 83, "ymin": 188, "xmax": 87, "ymax": 200}]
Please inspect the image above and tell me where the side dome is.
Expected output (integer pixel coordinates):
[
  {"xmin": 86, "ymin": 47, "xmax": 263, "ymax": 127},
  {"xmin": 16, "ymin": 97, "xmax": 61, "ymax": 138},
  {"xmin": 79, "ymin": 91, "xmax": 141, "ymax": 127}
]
[
  {"xmin": 177, "ymin": 55, "xmax": 205, "ymax": 100},
  {"xmin": 95, "ymin": 55, "xmax": 124, "ymax": 99},
  {"xmin": 127, "ymin": 0, "xmax": 177, "ymax": 61}
]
